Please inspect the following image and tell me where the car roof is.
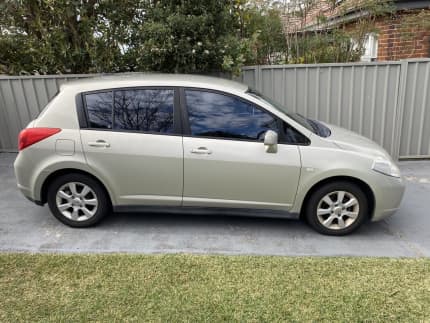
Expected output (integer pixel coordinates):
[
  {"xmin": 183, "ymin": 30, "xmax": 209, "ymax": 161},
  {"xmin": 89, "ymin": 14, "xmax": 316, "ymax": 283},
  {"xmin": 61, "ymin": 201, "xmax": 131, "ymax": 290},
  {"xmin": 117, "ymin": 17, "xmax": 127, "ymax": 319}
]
[{"xmin": 61, "ymin": 73, "xmax": 248, "ymax": 94}]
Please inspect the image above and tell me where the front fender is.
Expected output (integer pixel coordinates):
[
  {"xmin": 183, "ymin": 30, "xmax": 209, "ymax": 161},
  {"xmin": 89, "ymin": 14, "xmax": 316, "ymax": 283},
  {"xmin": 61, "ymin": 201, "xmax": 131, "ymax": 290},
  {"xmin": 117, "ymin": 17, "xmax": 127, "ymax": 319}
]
[{"xmin": 292, "ymin": 146, "xmax": 375, "ymax": 214}]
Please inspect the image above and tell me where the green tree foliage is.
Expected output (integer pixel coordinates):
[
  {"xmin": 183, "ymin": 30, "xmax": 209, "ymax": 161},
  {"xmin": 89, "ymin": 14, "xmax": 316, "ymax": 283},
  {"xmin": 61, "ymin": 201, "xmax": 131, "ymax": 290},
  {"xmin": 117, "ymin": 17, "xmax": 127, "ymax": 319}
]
[
  {"xmin": 0, "ymin": 0, "xmax": 140, "ymax": 74},
  {"xmin": 235, "ymin": 1, "xmax": 287, "ymax": 65},
  {"xmin": 3, "ymin": 0, "xmax": 398, "ymax": 74},
  {"xmin": 123, "ymin": 0, "xmax": 246, "ymax": 74},
  {"xmin": 0, "ymin": 0, "xmax": 288, "ymax": 75}
]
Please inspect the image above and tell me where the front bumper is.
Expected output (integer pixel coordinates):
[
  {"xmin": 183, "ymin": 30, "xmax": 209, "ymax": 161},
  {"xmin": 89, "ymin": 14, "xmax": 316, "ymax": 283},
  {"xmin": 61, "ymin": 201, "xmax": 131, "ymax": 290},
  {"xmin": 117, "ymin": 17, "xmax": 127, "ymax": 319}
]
[{"xmin": 371, "ymin": 174, "xmax": 405, "ymax": 222}]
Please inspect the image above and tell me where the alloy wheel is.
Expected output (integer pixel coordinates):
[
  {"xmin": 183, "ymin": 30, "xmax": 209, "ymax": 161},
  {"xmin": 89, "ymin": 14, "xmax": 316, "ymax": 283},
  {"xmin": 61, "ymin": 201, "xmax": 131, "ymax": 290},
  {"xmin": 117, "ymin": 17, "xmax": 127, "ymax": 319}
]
[
  {"xmin": 316, "ymin": 190, "xmax": 360, "ymax": 230},
  {"xmin": 55, "ymin": 182, "xmax": 99, "ymax": 221}
]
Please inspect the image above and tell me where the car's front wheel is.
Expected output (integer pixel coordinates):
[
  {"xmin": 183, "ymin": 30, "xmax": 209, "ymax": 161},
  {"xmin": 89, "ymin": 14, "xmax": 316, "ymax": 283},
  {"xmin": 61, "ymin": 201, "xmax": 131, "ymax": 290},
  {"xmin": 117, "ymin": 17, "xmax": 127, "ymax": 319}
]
[
  {"xmin": 305, "ymin": 181, "xmax": 368, "ymax": 235},
  {"xmin": 47, "ymin": 173, "xmax": 110, "ymax": 227}
]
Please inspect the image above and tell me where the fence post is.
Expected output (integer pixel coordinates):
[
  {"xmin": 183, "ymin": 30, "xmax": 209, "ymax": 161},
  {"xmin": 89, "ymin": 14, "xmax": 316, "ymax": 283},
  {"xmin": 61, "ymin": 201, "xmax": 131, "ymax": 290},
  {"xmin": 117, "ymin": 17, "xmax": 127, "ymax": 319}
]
[
  {"xmin": 0, "ymin": 84, "xmax": 13, "ymax": 151},
  {"xmin": 0, "ymin": 91, "xmax": 5, "ymax": 150},
  {"xmin": 256, "ymin": 65, "xmax": 263, "ymax": 91},
  {"xmin": 393, "ymin": 60, "xmax": 409, "ymax": 161}
]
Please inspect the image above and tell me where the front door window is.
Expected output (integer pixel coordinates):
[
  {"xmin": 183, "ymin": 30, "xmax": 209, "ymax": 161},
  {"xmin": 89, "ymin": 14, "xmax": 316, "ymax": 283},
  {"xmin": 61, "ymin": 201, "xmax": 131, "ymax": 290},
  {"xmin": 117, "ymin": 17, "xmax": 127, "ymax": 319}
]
[{"xmin": 185, "ymin": 89, "xmax": 278, "ymax": 141}]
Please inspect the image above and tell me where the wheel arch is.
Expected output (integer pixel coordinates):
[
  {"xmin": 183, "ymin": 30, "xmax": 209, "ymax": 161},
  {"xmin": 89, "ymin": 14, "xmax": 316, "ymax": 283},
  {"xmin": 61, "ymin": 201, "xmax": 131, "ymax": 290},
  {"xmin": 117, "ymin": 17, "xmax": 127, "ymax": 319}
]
[
  {"xmin": 299, "ymin": 176, "xmax": 375, "ymax": 220},
  {"xmin": 40, "ymin": 168, "xmax": 114, "ymax": 206}
]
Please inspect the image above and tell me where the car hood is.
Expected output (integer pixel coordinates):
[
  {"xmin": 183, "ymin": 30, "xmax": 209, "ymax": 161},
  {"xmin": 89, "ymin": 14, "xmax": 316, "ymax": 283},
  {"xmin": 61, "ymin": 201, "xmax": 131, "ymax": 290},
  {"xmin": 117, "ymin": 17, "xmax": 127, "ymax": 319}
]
[{"xmin": 323, "ymin": 123, "xmax": 391, "ymax": 159}]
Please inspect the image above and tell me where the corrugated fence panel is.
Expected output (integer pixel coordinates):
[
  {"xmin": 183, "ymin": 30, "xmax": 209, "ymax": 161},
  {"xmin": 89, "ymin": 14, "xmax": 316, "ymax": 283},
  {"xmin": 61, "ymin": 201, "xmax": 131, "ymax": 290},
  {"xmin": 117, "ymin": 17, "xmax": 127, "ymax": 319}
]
[
  {"xmin": 399, "ymin": 60, "xmax": 430, "ymax": 158},
  {"xmin": 0, "ymin": 74, "xmax": 94, "ymax": 151},
  {"xmin": 242, "ymin": 68, "xmax": 258, "ymax": 90},
  {"xmin": 245, "ymin": 63, "xmax": 402, "ymax": 157},
  {"xmin": 1, "ymin": 61, "xmax": 429, "ymax": 159}
]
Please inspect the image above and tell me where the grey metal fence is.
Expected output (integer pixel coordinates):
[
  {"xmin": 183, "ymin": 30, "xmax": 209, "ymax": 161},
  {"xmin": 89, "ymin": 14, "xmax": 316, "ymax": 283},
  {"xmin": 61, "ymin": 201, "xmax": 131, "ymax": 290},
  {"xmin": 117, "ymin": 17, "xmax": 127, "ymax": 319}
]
[
  {"xmin": 0, "ymin": 59, "xmax": 429, "ymax": 159},
  {"xmin": 398, "ymin": 60, "xmax": 430, "ymax": 159},
  {"xmin": 0, "ymin": 74, "xmax": 95, "ymax": 151},
  {"xmin": 242, "ymin": 59, "xmax": 430, "ymax": 159}
]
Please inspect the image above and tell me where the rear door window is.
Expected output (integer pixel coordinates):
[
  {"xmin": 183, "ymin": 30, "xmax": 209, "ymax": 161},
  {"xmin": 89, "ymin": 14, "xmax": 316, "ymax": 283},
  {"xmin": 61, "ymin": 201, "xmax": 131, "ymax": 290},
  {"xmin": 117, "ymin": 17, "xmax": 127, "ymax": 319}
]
[
  {"xmin": 83, "ymin": 88, "xmax": 175, "ymax": 134},
  {"xmin": 113, "ymin": 89, "xmax": 174, "ymax": 133},
  {"xmin": 84, "ymin": 91, "xmax": 113, "ymax": 129}
]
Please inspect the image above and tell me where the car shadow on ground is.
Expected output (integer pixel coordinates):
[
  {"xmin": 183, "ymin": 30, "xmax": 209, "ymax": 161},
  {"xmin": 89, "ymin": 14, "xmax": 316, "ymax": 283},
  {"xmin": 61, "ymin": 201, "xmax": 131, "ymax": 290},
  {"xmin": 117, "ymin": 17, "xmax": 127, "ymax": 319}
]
[
  {"xmin": 99, "ymin": 209, "xmax": 380, "ymax": 236},
  {"xmin": 0, "ymin": 202, "xmax": 420, "ymax": 257},
  {"xmin": 2, "ymin": 153, "xmax": 429, "ymax": 256}
]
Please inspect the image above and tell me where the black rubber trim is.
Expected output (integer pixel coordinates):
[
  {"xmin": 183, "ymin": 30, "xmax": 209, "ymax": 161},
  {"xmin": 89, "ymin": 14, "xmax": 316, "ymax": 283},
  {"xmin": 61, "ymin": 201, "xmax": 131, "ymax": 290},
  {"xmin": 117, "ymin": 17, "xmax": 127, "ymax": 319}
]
[
  {"xmin": 113, "ymin": 205, "xmax": 300, "ymax": 219},
  {"xmin": 179, "ymin": 87, "xmax": 191, "ymax": 136},
  {"xmin": 75, "ymin": 85, "xmax": 310, "ymax": 146},
  {"xmin": 173, "ymin": 88, "xmax": 182, "ymax": 134},
  {"xmin": 75, "ymin": 94, "xmax": 88, "ymax": 128},
  {"xmin": 25, "ymin": 195, "xmax": 44, "ymax": 206},
  {"xmin": 77, "ymin": 86, "xmax": 182, "ymax": 136},
  {"xmin": 179, "ymin": 86, "xmax": 310, "ymax": 146}
]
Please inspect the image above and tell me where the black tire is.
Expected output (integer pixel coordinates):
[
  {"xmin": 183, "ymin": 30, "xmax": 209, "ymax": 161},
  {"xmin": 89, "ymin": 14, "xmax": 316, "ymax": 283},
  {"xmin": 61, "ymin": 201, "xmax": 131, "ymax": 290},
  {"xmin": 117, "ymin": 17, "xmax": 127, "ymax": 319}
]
[
  {"xmin": 47, "ymin": 173, "xmax": 110, "ymax": 227},
  {"xmin": 304, "ymin": 181, "xmax": 368, "ymax": 236}
]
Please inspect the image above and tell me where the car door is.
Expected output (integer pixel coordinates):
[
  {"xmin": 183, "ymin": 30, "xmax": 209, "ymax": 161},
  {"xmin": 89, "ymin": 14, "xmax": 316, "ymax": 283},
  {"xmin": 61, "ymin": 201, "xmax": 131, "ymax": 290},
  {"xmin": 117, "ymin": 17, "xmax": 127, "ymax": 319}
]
[
  {"xmin": 79, "ymin": 87, "xmax": 183, "ymax": 206},
  {"xmin": 181, "ymin": 88, "xmax": 303, "ymax": 210}
]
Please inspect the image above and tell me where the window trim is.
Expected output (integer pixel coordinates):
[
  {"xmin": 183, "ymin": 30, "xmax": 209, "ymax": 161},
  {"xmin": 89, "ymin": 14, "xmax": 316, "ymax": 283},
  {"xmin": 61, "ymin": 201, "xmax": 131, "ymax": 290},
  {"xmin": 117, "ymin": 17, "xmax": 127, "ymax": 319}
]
[
  {"xmin": 75, "ymin": 93, "xmax": 88, "ymax": 128},
  {"xmin": 360, "ymin": 33, "xmax": 378, "ymax": 62},
  {"xmin": 76, "ymin": 86, "xmax": 182, "ymax": 136},
  {"xmin": 75, "ymin": 85, "xmax": 310, "ymax": 145},
  {"xmin": 180, "ymin": 87, "xmax": 310, "ymax": 145}
]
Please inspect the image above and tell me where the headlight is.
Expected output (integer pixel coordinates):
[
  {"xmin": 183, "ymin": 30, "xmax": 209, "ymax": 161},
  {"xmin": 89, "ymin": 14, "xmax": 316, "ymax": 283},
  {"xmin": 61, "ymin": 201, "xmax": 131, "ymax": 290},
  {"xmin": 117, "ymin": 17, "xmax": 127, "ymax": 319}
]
[{"xmin": 372, "ymin": 157, "xmax": 401, "ymax": 178}]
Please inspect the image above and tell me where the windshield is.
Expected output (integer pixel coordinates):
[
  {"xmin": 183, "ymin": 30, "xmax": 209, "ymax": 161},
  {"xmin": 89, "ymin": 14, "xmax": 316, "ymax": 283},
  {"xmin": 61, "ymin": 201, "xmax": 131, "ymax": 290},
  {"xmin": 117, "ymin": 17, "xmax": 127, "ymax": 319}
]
[{"xmin": 246, "ymin": 89, "xmax": 331, "ymax": 138}]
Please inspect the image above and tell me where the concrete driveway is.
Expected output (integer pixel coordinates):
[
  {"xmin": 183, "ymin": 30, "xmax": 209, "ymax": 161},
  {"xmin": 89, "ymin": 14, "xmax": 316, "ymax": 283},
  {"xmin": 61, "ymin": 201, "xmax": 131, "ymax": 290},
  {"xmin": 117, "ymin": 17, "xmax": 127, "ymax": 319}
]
[{"xmin": 1, "ymin": 152, "xmax": 429, "ymax": 257}]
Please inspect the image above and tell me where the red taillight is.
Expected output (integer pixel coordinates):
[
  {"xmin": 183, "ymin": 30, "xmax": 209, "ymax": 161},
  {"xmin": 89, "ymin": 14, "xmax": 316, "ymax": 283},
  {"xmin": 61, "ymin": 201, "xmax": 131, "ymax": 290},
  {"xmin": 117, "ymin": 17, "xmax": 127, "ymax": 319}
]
[{"xmin": 18, "ymin": 128, "xmax": 61, "ymax": 151}]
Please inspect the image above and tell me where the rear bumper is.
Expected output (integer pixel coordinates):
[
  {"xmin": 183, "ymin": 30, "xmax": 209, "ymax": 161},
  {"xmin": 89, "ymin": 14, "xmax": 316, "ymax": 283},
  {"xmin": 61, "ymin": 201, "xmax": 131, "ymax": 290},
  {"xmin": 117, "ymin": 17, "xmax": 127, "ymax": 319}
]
[
  {"xmin": 17, "ymin": 183, "xmax": 43, "ymax": 205},
  {"xmin": 14, "ymin": 151, "xmax": 46, "ymax": 204},
  {"xmin": 15, "ymin": 152, "xmax": 35, "ymax": 201},
  {"xmin": 25, "ymin": 194, "xmax": 43, "ymax": 206}
]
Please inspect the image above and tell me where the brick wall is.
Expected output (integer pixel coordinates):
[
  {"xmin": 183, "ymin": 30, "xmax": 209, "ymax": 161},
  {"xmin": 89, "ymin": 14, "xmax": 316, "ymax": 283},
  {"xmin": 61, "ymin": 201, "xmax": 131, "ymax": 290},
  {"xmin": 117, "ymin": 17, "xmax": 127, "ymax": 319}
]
[
  {"xmin": 376, "ymin": 12, "xmax": 430, "ymax": 61},
  {"xmin": 282, "ymin": 1, "xmax": 333, "ymax": 33},
  {"xmin": 282, "ymin": 0, "xmax": 378, "ymax": 33},
  {"xmin": 282, "ymin": 1, "xmax": 430, "ymax": 61}
]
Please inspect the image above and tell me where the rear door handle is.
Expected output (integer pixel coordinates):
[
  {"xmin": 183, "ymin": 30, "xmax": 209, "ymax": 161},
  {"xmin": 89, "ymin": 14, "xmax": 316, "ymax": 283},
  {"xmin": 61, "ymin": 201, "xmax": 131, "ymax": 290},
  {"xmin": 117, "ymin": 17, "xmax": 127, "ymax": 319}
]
[
  {"xmin": 191, "ymin": 147, "xmax": 212, "ymax": 155},
  {"xmin": 88, "ymin": 140, "xmax": 110, "ymax": 148}
]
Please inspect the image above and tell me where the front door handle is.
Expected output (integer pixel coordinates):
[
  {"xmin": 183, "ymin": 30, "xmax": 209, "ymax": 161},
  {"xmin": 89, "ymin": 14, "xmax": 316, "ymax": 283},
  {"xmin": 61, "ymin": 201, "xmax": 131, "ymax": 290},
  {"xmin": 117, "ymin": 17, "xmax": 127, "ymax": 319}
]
[
  {"xmin": 191, "ymin": 147, "xmax": 212, "ymax": 155},
  {"xmin": 88, "ymin": 140, "xmax": 110, "ymax": 148}
]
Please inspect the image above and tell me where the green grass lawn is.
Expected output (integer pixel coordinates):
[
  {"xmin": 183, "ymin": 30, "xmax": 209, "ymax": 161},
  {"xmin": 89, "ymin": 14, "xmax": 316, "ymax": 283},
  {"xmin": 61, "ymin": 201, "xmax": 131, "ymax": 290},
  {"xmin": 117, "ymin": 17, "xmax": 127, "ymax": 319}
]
[{"xmin": 0, "ymin": 254, "xmax": 429, "ymax": 322}]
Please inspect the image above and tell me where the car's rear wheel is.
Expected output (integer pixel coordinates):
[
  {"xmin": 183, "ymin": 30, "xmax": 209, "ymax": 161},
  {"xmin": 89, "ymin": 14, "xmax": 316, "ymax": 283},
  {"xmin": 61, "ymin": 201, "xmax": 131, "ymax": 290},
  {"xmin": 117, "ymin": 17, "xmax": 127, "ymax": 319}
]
[
  {"xmin": 47, "ymin": 173, "xmax": 110, "ymax": 227},
  {"xmin": 305, "ymin": 181, "xmax": 368, "ymax": 235}
]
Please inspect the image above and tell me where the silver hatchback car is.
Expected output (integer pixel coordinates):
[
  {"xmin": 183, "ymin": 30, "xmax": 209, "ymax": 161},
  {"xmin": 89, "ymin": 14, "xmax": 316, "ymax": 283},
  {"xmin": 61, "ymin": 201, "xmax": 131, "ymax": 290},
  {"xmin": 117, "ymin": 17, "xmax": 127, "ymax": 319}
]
[{"xmin": 14, "ymin": 74, "xmax": 405, "ymax": 235}]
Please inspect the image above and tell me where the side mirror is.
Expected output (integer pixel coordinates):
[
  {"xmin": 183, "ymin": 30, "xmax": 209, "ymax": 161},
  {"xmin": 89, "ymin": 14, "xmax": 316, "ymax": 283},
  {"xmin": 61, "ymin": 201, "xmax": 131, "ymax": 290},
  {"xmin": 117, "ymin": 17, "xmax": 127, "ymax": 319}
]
[{"xmin": 264, "ymin": 130, "xmax": 278, "ymax": 153}]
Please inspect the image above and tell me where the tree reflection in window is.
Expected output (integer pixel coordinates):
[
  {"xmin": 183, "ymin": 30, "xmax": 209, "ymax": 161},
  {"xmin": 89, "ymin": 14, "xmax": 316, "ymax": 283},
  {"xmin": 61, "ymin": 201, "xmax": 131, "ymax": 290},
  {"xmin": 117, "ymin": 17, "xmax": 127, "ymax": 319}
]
[
  {"xmin": 85, "ymin": 92, "xmax": 113, "ymax": 129},
  {"xmin": 114, "ymin": 89, "xmax": 174, "ymax": 133},
  {"xmin": 185, "ymin": 90, "xmax": 278, "ymax": 141}
]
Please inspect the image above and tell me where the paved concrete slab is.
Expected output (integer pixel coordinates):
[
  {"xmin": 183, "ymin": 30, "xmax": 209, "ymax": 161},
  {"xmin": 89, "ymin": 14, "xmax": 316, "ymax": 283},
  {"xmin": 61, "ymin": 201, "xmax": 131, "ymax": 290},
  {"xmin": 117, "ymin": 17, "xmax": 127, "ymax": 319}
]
[{"xmin": 1, "ymin": 153, "xmax": 429, "ymax": 257}]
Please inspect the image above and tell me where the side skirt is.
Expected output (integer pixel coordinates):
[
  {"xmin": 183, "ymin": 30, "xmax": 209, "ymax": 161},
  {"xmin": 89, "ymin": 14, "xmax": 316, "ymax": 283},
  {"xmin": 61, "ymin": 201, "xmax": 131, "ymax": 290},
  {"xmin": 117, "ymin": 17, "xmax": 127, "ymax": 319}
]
[{"xmin": 113, "ymin": 205, "xmax": 300, "ymax": 220}]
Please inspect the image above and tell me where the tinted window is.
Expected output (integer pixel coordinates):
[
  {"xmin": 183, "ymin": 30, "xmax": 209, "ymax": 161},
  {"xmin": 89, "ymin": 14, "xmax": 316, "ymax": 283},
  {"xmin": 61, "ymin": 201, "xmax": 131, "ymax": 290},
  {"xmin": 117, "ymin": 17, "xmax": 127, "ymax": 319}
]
[
  {"xmin": 114, "ymin": 89, "xmax": 174, "ymax": 133},
  {"xmin": 284, "ymin": 122, "xmax": 310, "ymax": 145},
  {"xmin": 247, "ymin": 89, "xmax": 329, "ymax": 138},
  {"xmin": 185, "ymin": 90, "xmax": 278, "ymax": 141},
  {"xmin": 85, "ymin": 92, "xmax": 113, "ymax": 129}
]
